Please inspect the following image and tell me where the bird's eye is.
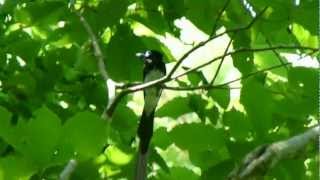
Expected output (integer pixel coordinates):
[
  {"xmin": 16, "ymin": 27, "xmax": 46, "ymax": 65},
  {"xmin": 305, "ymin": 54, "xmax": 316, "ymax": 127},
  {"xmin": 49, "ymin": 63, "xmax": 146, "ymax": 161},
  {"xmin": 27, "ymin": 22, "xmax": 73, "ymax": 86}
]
[{"xmin": 145, "ymin": 51, "xmax": 151, "ymax": 58}]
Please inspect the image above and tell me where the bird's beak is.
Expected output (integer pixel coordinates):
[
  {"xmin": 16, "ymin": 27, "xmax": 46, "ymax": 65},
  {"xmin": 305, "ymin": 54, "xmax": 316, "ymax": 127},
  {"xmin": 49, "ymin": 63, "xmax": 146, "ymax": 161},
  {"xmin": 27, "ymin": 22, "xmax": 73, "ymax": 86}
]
[{"xmin": 136, "ymin": 52, "xmax": 145, "ymax": 60}]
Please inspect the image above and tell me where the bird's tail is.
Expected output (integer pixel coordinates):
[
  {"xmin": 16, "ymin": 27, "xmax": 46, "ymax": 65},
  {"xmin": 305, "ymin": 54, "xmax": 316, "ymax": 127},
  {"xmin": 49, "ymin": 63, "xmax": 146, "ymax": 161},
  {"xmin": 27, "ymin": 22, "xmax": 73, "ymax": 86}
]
[
  {"xmin": 138, "ymin": 110, "xmax": 155, "ymax": 154},
  {"xmin": 135, "ymin": 150, "xmax": 149, "ymax": 180},
  {"xmin": 135, "ymin": 110, "xmax": 155, "ymax": 180}
]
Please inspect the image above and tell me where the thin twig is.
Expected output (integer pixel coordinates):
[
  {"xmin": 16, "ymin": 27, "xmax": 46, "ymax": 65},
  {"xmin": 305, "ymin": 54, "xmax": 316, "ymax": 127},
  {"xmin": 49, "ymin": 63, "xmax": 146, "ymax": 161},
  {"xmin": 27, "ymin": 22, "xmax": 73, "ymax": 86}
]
[
  {"xmin": 171, "ymin": 45, "xmax": 317, "ymax": 81},
  {"xmin": 75, "ymin": 11, "xmax": 120, "ymax": 119},
  {"xmin": 59, "ymin": 159, "xmax": 77, "ymax": 180},
  {"xmin": 76, "ymin": 11, "xmax": 108, "ymax": 82},
  {"xmin": 60, "ymin": 10, "xmax": 116, "ymax": 180},
  {"xmin": 210, "ymin": 0, "xmax": 231, "ymax": 36},
  {"xmin": 166, "ymin": 7, "xmax": 269, "ymax": 78},
  {"xmin": 209, "ymin": 38, "xmax": 233, "ymax": 85},
  {"xmin": 217, "ymin": 62, "xmax": 291, "ymax": 87},
  {"xmin": 163, "ymin": 85, "xmax": 240, "ymax": 91},
  {"xmin": 106, "ymin": 45, "xmax": 318, "ymax": 114},
  {"xmin": 163, "ymin": 62, "xmax": 291, "ymax": 91},
  {"xmin": 265, "ymin": 38, "xmax": 289, "ymax": 71},
  {"xmin": 106, "ymin": 45, "xmax": 317, "ymax": 113}
]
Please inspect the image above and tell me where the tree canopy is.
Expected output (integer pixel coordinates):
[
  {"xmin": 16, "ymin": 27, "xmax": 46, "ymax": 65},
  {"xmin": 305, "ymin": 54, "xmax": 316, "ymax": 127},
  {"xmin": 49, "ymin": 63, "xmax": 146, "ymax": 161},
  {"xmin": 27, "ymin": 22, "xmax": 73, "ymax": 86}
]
[{"xmin": 0, "ymin": 0, "xmax": 318, "ymax": 179}]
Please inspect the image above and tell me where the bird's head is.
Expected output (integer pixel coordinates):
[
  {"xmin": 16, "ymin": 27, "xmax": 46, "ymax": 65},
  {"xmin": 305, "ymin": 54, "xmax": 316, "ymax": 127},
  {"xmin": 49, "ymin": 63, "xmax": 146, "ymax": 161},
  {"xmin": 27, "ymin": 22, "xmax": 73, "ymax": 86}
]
[{"xmin": 136, "ymin": 50, "xmax": 163, "ymax": 65}]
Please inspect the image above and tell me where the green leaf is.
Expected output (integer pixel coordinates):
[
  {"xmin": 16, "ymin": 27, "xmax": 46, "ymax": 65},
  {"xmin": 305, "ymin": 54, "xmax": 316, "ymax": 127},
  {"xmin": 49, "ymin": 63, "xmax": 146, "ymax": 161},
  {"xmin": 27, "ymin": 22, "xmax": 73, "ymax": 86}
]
[
  {"xmin": 105, "ymin": 24, "xmax": 145, "ymax": 82},
  {"xmin": 71, "ymin": 159, "xmax": 101, "ymax": 180},
  {"xmin": 7, "ymin": 71, "xmax": 37, "ymax": 98},
  {"xmin": 188, "ymin": 94, "xmax": 208, "ymax": 122},
  {"xmin": 60, "ymin": 111, "xmax": 109, "ymax": 160},
  {"xmin": 205, "ymin": 105, "xmax": 219, "ymax": 124},
  {"xmin": 85, "ymin": 0, "xmax": 129, "ymax": 32},
  {"xmin": 5, "ymin": 31, "xmax": 41, "ymax": 60},
  {"xmin": 152, "ymin": 127, "xmax": 171, "ymax": 150},
  {"xmin": 288, "ymin": 67, "xmax": 317, "ymax": 98},
  {"xmin": 163, "ymin": 0, "xmax": 185, "ymax": 34},
  {"xmin": 130, "ymin": 10, "xmax": 169, "ymax": 35},
  {"xmin": 74, "ymin": 50, "xmax": 98, "ymax": 74},
  {"xmin": 240, "ymin": 78, "xmax": 273, "ymax": 138},
  {"xmin": 140, "ymin": 36, "xmax": 175, "ymax": 62},
  {"xmin": 111, "ymin": 104, "xmax": 138, "ymax": 143},
  {"xmin": 149, "ymin": 148, "xmax": 170, "ymax": 173},
  {"xmin": 189, "ymin": 147, "xmax": 230, "ymax": 170},
  {"xmin": 0, "ymin": 106, "xmax": 11, "ymax": 137},
  {"xmin": 169, "ymin": 123, "xmax": 226, "ymax": 152},
  {"xmin": 156, "ymin": 97, "xmax": 192, "ymax": 118},
  {"xmin": 0, "ymin": 155, "xmax": 37, "ymax": 180},
  {"xmin": 292, "ymin": 0, "xmax": 318, "ymax": 35},
  {"xmin": 201, "ymin": 160, "xmax": 234, "ymax": 180},
  {"xmin": 105, "ymin": 145, "xmax": 133, "ymax": 166},
  {"xmin": 159, "ymin": 167, "xmax": 200, "ymax": 180},
  {"xmin": 82, "ymin": 78, "xmax": 107, "ymax": 108},
  {"xmin": 251, "ymin": 3, "xmax": 297, "ymax": 46},
  {"xmin": 224, "ymin": 0, "xmax": 251, "ymax": 28},
  {"xmin": 185, "ymin": 0, "xmax": 226, "ymax": 34},
  {"xmin": 208, "ymin": 88, "xmax": 230, "ymax": 109},
  {"xmin": 157, "ymin": 95, "xmax": 209, "ymax": 121},
  {"xmin": 15, "ymin": 1, "xmax": 66, "ymax": 27},
  {"xmin": 231, "ymin": 32, "xmax": 254, "ymax": 75},
  {"xmin": 254, "ymin": 51, "xmax": 288, "ymax": 78},
  {"xmin": 269, "ymin": 159, "xmax": 305, "ymax": 179},
  {"xmin": 22, "ymin": 107, "xmax": 62, "ymax": 166},
  {"xmin": 0, "ymin": 107, "xmax": 61, "ymax": 167},
  {"xmin": 275, "ymin": 67, "xmax": 318, "ymax": 118},
  {"xmin": 186, "ymin": 70, "xmax": 206, "ymax": 86},
  {"xmin": 292, "ymin": 23, "xmax": 318, "ymax": 48},
  {"xmin": 223, "ymin": 109, "xmax": 252, "ymax": 141}
]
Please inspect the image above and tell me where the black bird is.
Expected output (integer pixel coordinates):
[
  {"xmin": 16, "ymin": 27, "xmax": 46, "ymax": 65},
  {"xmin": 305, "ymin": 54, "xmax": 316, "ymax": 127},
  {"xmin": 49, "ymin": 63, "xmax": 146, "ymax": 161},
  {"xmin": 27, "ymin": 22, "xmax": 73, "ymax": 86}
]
[{"xmin": 135, "ymin": 50, "xmax": 166, "ymax": 180}]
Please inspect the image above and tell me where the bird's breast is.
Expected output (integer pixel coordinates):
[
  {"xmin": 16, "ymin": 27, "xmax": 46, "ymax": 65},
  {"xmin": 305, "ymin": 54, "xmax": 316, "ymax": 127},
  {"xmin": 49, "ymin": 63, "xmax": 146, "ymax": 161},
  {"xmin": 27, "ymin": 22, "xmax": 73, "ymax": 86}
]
[{"xmin": 143, "ymin": 69, "xmax": 164, "ymax": 115}]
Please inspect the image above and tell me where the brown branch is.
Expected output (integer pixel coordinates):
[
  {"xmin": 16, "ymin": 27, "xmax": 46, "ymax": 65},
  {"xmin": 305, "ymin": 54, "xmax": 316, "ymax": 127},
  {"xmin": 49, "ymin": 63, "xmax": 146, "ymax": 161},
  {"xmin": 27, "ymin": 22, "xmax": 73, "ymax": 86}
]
[
  {"xmin": 228, "ymin": 125, "xmax": 319, "ymax": 179},
  {"xmin": 166, "ymin": 7, "xmax": 269, "ymax": 78},
  {"xmin": 265, "ymin": 38, "xmax": 289, "ymax": 71},
  {"xmin": 106, "ymin": 45, "xmax": 317, "ymax": 113},
  {"xmin": 210, "ymin": 0, "xmax": 231, "ymax": 36},
  {"xmin": 171, "ymin": 45, "xmax": 317, "ymax": 81},
  {"xmin": 76, "ymin": 11, "xmax": 108, "ymax": 82},
  {"xmin": 163, "ymin": 85, "xmax": 240, "ymax": 91},
  {"xmin": 217, "ymin": 62, "xmax": 291, "ymax": 87},
  {"xmin": 60, "ymin": 10, "xmax": 116, "ymax": 179},
  {"xmin": 114, "ymin": 6, "xmax": 270, "ymax": 96},
  {"xmin": 209, "ymin": 38, "xmax": 233, "ymax": 85},
  {"xmin": 59, "ymin": 159, "xmax": 77, "ymax": 180},
  {"xmin": 75, "ymin": 11, "xmax": 121, "ymax": 120},
  {"xmin": 163, "ymin": 62, "xmax": 291, "ymax": 91}
]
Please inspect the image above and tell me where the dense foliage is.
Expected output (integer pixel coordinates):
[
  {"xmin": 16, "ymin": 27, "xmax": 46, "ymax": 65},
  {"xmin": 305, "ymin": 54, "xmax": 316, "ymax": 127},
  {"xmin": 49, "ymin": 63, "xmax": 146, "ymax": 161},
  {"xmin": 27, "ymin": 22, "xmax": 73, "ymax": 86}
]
[{"xmin": 0, "ymin": 0, "xmax": 318, "ymax": 179}]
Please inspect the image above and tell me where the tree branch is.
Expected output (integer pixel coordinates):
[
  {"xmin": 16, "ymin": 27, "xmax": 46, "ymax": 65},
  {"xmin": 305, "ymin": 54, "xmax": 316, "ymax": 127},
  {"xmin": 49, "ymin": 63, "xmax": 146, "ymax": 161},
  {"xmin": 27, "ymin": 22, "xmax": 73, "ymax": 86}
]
[
  {"xmin": 228, "ymin": 125, "xmax": 319, "ymax": 179},
  {"xmin": 110, "ymin": 7, "xmax": 299, "ymax": 114},
  {"xmin": 105, "ymin": 45, "xmax": 317, "ymax": 113},
  {"xmin": 210, "ymin": 0, "xmax": 231, "ymax": 36},
  {"xmin": 209, "ymin": 38, "xmax": 233, "ymax": 85},
  {"xmin": 216, "ymin": 62, "xmax": 291, "ymax": 87},
  {"xmin": 171, "ymin": 45, "xmax": 317, "ymax": 81},
  {"xmin": 163, "ymin": 62, "xmax": 291, "ymax": 91},
  {"xmin": 163, "ymin": 85, "xmax": 240, "ymax": 91},
  {"xmin": 76, "ymin": 12, "xmax": 108, "ymax": 81},
  {"xmin": 59, "ymin": 159, "xmax": 77, "ymax": 180},
  {"xmin": 60, "ymin": 10, "xmax": 117, "ymax": 180},
  {"xmin": 166, "ymin": 7, "xmax": 268, "ymax": 78},
  {"xmin": 265, "ymin": 38, "xmax": 289, "ymax": 70},
  {"xmin": 75, "ymin": 11, "xmax": 120, "ymax": 120}
]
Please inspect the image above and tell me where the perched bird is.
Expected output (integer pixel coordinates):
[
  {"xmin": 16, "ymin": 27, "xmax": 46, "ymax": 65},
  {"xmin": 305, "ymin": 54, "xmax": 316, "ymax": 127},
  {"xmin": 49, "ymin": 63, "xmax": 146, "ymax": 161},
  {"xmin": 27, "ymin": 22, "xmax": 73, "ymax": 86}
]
[{"xmin": 135, "ymin": 50, "xmax": 166, "ymax": 180}]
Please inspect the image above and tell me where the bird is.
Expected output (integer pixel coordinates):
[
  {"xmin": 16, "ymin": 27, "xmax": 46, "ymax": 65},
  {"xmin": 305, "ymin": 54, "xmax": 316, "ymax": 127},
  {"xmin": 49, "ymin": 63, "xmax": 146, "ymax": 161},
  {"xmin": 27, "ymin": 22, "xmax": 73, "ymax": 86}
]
[{"xmin": 135, "ymin": 50, "xmax": 166, "ymax": 180}]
